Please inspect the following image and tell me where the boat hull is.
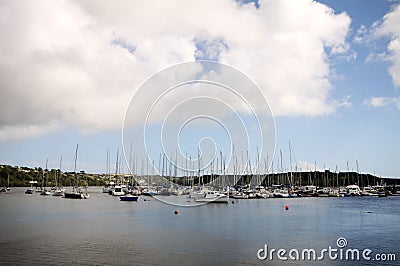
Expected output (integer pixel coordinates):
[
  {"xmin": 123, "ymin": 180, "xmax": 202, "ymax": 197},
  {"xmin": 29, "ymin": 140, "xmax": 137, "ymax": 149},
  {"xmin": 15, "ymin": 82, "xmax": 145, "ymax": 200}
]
[
  {"xmin": 52, "ymin": 190, "xmax": 64, "ymax": 196},
  {"xmin": 195, "ymin": 197, "xmax": 229, "ymax": 203},
  {"xmin": 120, "ymin": 195, "xmax": 139, "ymax": 201},
  {"xmin": 25, "ymin": 188, "xmax": 34, "ymax": 194},
  {"xmin": 64, "ymin": 192, "xmax": 84, "ymax": 199}
]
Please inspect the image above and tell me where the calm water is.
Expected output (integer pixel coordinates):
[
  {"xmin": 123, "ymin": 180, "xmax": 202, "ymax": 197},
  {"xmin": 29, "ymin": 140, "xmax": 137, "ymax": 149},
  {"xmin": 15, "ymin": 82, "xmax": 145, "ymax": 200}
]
[{"xmin": 0, "ymin": 187, "xmax": 399, "ymax": 265}]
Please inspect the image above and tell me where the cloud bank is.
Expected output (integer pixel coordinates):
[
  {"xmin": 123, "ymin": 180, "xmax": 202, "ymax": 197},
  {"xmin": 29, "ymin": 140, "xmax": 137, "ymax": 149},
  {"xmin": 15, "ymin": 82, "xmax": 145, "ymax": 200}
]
[
  {"xmin": 0, "ymin": 0, "xmax": 352, "ymax": 141},
  {"xmin": 364, "ymin": 3, "xmax": 400, "ymax": 109},
  {"xmin": 375, "ymin": 4, "xmax": 400, "ymax": 88}
]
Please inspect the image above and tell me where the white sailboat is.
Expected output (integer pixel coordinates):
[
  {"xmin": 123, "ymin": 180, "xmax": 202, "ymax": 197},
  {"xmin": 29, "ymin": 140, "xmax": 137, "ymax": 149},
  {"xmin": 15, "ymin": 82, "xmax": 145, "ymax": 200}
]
[
  {"xmin": 1, "ymin": 173, "xmax": 11, "ymax": 192},
  {"xmin": 102, "ymin": 149, "xmax": 114, "ymax": 193},
  {"xmin": 6, "ymin": 172, "xmax": 10, "ymax": 191},
  {"xmin": 40, "ymin": 159, "xmax": 51, "ymax": 196},
  {"xmin": 53, "ymin": 157, "xmax": 65, "ymax": 196}
]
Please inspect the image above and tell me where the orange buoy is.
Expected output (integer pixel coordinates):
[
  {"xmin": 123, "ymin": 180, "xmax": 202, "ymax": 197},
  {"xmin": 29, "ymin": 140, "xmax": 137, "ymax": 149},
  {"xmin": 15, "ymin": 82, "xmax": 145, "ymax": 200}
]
[
  {"xmin": 174, "ymin": 210, "xmax": 179, "ymax": 215},
  {"xmin": 285, "ymin": 205, "xmax": 289, "ymax": 210}
]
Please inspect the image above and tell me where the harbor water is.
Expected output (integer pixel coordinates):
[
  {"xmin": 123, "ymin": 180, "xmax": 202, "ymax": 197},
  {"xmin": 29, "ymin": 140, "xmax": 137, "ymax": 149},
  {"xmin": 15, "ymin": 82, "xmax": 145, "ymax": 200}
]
[{"xmin": 0, "ymin": 187, "xmax": 399, "ymax": 265}]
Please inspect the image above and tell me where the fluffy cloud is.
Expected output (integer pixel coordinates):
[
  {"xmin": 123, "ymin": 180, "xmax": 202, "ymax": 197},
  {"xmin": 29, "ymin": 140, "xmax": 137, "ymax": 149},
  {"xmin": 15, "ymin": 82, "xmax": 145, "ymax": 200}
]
[
  {"xmin": 364, "ymin": 96, "xmax": 400, "ymax": 109},
  {"xmin": 372, "ymin": 3, "xmax": 400, "ymax": 87},
  {"xmin": 0, "ymin": 0, "xmax": 352, "ymax": 141}
]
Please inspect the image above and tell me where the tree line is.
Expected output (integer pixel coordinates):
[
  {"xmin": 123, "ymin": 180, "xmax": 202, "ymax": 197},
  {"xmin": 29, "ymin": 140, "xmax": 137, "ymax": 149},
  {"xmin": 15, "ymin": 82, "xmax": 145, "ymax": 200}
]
[{"xmin": 0, "ymin": 165, "xmax": 105, "ymax": 187}]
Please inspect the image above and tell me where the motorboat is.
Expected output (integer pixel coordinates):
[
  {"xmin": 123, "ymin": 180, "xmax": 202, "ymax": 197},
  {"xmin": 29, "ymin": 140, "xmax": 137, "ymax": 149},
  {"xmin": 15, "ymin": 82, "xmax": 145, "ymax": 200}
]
[
  {"xmin": 328, "ymin": 189, "xmax": 342, "ymax": 197},
  {"xmin": 273, "ymin": 189, "xmax": 290, "ymax": 198},
  {"xmin": 361, "ymin": 186, "xmax": 379, "ymax": 196},
  {"xmin": 112, "ymin": 185, "xmax": 125, "ymax": 196},
  {"xmin": 345, "ymin": 185, "xmax": 361, "ymax": 196},
  {"xmin": 195, "ymin": 190, "xmax": 229, "ymax": 203},
  {"xmin": 232, "ymin": 192, "xmax": 249, "ymax": 199}
]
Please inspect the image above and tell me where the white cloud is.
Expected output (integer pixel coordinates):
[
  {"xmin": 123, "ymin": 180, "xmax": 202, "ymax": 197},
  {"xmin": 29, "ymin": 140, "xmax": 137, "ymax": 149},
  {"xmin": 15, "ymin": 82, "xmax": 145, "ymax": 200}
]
[
  {"xmin": 353, "ymin": 25, "xmax": 368, "ymax": 43},
  {"xmin": 364, "ymin": 96, "xmax": 400, "ymax": 109},
  {"xmin": 372, "ymin": 3, "xmax": 400, "ymax": 87},
  {"xmin": 0, "ymin": 0, "xmax": 352, "ymax": 141},
  {"xmin": 332, "ymin": 95, "xmax": 352, "ymax": 109}
]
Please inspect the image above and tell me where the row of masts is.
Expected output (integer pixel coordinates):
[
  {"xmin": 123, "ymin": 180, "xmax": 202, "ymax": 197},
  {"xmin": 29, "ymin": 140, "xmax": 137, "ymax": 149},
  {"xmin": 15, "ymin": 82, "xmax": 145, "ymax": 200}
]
[
  {"xmin": 102, "ymin": 141, "xmax": 373, "ymax": 189},
  {"xmin": 37, "ymin": 144, "xmax": 89, "ymax": 189}
]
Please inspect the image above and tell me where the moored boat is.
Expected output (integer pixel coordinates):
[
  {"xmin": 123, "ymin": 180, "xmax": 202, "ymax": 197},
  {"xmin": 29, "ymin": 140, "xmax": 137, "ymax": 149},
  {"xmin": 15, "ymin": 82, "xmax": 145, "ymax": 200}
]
[
  {"xmin": 40, "ymin": 190, "xmax": 51, "ymax": 196},
  {"xmin": 103, "ymin": 181, "xmax": 115, "ymax": 193},
  {"xmin": 25, "ymin": 180, "xmax": 38, "ymax": 194},
  {"xmin": 273, "ymin": 189, "xmax": 290, "ymax": 198},
  {"xmin": 25, "ymin": 188, "xmax": 34, "ymax": 194},
  {"xmin": 52, "ymin": 188, "xmax": 65, "ymax": 196},
  {"xmin": 345, "ymin": 185, "xmax": 361, "ymax": 196},
  {"xmin": 195, "ymin": 190, "xmax": 229, "ymax": 203},
  {"xmin": 64, "ymin": 145, "xmax": 89, "ymax": 200},
  {"xmin": 120, "ymin": 194, "xmax": 139, "ymax": 201},
  {"xmin": 64, "ymin": 190, "xmax": 85, "ymax": 199},
  {"xmin": 112, "ymin": 185, "xmax": 125, "ymax": 196},
  {"xmin": 361, "ymin": 186, "xmax": 379, "ymax": 196}
]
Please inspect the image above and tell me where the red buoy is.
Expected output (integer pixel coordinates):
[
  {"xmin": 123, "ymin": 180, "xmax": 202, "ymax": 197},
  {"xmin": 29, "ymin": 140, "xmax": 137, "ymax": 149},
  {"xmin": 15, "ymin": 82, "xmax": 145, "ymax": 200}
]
[
  {"xmin": 174, "ymin": 210, "xmax": 179, "ymax": 215},
  {"xmin": 285, "ymin": 205, "xmax": 289, "ymax": 210}
]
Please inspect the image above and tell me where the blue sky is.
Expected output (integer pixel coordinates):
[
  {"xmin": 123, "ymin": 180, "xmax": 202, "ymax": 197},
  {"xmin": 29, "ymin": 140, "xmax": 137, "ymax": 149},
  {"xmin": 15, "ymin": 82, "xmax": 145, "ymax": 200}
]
[{"xmin": 0, "ymin": 0, "xmax": 399, "ymax": 178}]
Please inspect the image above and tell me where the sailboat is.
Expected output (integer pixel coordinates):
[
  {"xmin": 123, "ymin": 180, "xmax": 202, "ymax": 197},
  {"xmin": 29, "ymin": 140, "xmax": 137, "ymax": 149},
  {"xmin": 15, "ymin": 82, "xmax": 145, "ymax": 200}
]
[
  {"xmin": 52, "ymin": 157, "xmax": 65, "ymax": 196},
  {"xmin": 102, "ymin": 149, "xmax": 114, "ymax": 193},
  {"xmin": 40, "ymin": 160, "xmax": 51, "ymax": 196},
  {"xmin": 6, "ymin": 172, "xmax": 10, "ymax": 191},
  {"xmin": 1, "ymin": 173, "xmax": 11, "ymax": 192},
  {"xmin": 64, "ymin": 145, "xmax": 89, "ymax": 199}
]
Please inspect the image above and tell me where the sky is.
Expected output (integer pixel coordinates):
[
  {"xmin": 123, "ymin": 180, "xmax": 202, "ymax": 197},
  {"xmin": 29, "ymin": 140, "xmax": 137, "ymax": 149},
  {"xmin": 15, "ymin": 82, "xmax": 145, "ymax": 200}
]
[{"xmin": 0, "ymin": 0, "xmax": 399, "ymax": 178}]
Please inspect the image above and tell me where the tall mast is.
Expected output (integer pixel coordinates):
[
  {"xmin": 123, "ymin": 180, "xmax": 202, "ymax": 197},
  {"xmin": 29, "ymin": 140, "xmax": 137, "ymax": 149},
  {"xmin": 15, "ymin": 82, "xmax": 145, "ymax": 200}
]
[
  {"xmin": 74, "ymin": 144, "xmax": 79, "ymax": 188},
  {"xmin": 232, "ymin": 145, "xmax": 236, "ymax": 185},
  {"xmin": 336, "ymin": 165, "xmax": 339, "ymax": 188},
  {"xmin": 45, "ymin": 159, "xmax": 48, "ymax": 190},
  {"xmin": 146, "ymin": 156, "xmax": 149, "ymax": 187},
  {"xmin": 198, "ymin": 148, "xmax": 201, "ymax": 187},
  {"xmin": 280, "ymin": 149, "xmax": 283, "ymax": 185},
  {"xmin": 256, "ymin": 147, "xmax": 260, "ymax": 186},
  {"xmin": 185, "ymin": 153, "xmax": 190, "ymax": 185},
  {"xmin": 356, "ymin": 160, "xmax": 360, "ymax": 186},
  {"xmin": 220, "ymin": 150, "xmax": 222, "ymax": 187},
  {"xmin": 55, "ymin": 156, "xmax": 62, "ymax": 188},
  {"xmin": 289, "ymin": 141, "xmax": 293, "ymax": 187},
  {"xmin": 314, "ymin": 161, "xmax": 317, "ymax": 187},
  {"xmin": 265, "ymin": 157, "xmax": 268, "ymax": 187}
]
